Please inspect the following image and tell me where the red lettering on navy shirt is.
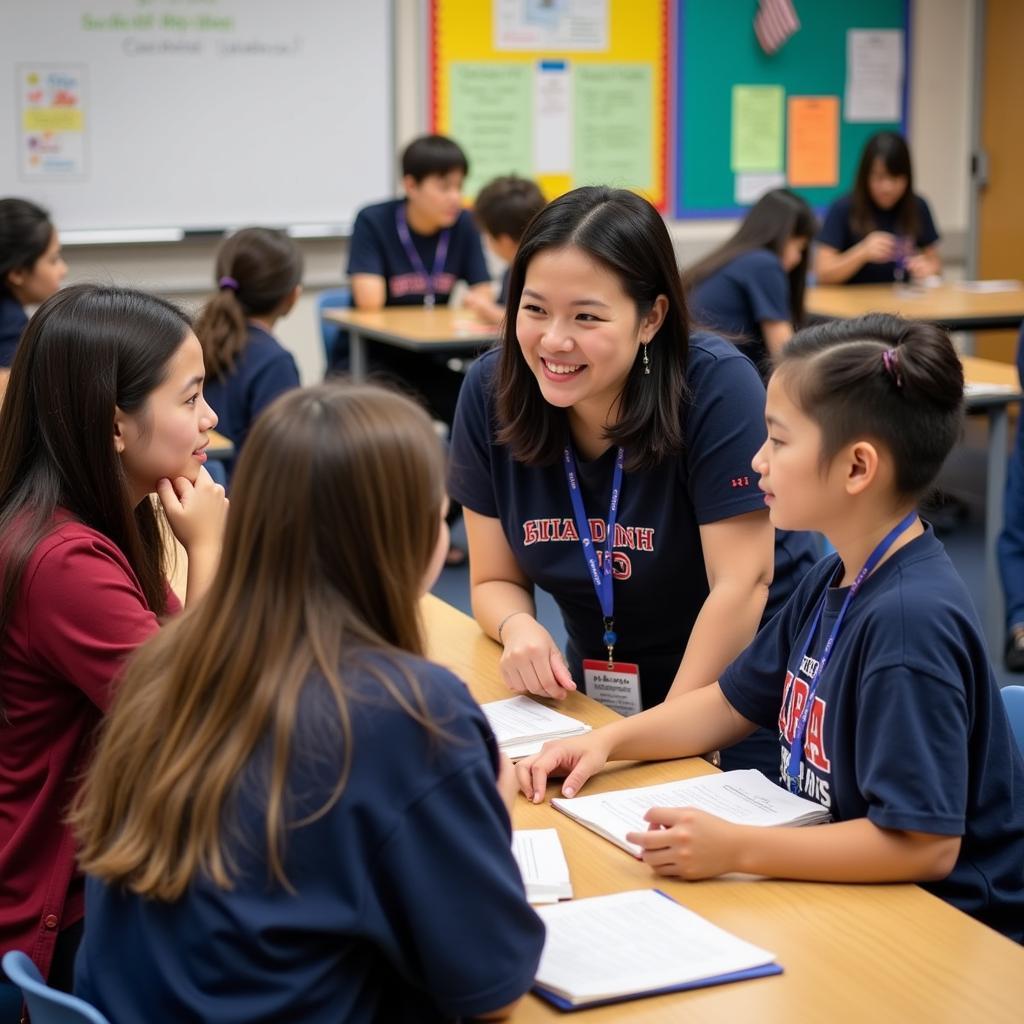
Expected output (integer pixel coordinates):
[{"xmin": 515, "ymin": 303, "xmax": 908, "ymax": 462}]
[{"xmin": 778, "ymin": 671, "xmax": 831, "ymax": 771}]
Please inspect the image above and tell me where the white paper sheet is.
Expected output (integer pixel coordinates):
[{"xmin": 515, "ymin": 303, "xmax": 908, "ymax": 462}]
[
  {"xmin": 534, "ymin": 60, "xmax": 572, "ymax": 174},
  {"xmin": 512, "ymin": 828, "xmax": 573, "ymax": 903},
  {"xmin": 481, "ymin": 695, "xmax": 590, "ymax": 746},
  {"xmin": 845, "ymin": 30, "xmax": 904, "ymax": 122}
]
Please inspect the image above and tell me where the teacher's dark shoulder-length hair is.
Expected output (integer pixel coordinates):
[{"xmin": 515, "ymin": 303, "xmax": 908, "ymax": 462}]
[{"xmin": 494, "ymin": 186, "xmax": 691, "ymax": 473}]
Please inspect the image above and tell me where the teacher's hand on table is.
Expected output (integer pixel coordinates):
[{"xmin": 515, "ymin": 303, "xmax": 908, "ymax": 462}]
[
  {"xmin": 499, "ymin": 614, "xmax": 577, "ymax": 701},
  {"xmin": 516, "ymin": 732, "xmax": 613, "ymax": 803}
]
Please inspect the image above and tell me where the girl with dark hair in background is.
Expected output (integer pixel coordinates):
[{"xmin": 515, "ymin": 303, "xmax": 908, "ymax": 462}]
[
  {"xmin": 815, "ymin": 132, "xmax": 941, "ymax": 285},
  {"xmin": 685, "ymin": 188, "xmax": 817, "ymax": 377},
  {"xmin": 194, "ymin": 227, "xmax": 302, "ymax": 477},
  {"xmin": 0, "ymin": 285, "xmax": 227, "ymax": 997},
  {"xmin": 73, "ymin": 384, "xmax": 544, "ymax": 1023}
]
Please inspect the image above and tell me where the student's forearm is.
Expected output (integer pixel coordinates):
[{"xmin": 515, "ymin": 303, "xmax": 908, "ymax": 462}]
[
  {"xmin": 183, "ymin": 544, "xmax": 219, "ymax": 607},
  {"xmin": 666, "ymin": 577, "xmax": 769, "ymax": 697},
  {"xmin": 736, "ymin": 817, "xmax": 961, "ymax": 883},
  {"xmin": 815, "ymin": 245, "xmax": 869, "ymax": 285},
  {"xmin": 471, "ymin": 579, "xmax": 537, "ymax": 642}
]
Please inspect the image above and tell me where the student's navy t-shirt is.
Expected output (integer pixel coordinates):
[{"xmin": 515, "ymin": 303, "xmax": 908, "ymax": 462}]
[
  {"xmin": 690, "ymin": 249, "xmax": 790, "ymax": 374},
  {"xmin": 347, "ymin": 198, "xmax": 490, "ymax": 306},
  {"xmin": 0, "ymin": 293, "xmax": 28, "ymax": 368},
  {"xmin": 450, "ymin": 336, "xmax": 809, "ymax": 709},
  {"xmin": 817, "ymin": 193, "xmax": 940, "ymax": 285},
  {"xmin": 720, "ymin": 527, "xmax": 1024, "ymax": 941},
  {"xmin": 75, "ymin": 653, "xmax": 544, "ymax": 1023},
  {"xmin": 203, "ymin": 324, "xmax": 300, "ymax": 474}
]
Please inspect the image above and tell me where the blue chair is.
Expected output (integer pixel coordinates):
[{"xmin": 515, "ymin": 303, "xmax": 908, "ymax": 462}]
[
  {"xmin": 316, "ymin": 286, "xmax": 352, "ymax": 373},
  {"xmin": 1003, "ymin": 686, "xmax": 1024, "ymax": 755},
  {"xmin": 0, "ymin": 951, "xmax": 110, "ymax": 1024}
]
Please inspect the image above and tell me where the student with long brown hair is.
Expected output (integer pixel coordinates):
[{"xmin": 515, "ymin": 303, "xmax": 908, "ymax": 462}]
[
  {"xmin": 72, "ymin": 384, "xmax": 544, "ymax": 1023},
  {"xmin": 194, "ymin": 227, "xmax": 302, "ymax": 476},
  {"xmin": 0, "ymin": 285, "xmax": 226, "ymax": 1000}
]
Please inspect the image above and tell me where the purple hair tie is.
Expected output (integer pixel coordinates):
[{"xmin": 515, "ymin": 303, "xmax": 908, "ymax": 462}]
[
  {"xmin": 218, "ymin": 275, "xmax": 239, "ymax": 292},
  {"xmin": 882, "ymin": 348, "xmax": 903, "ymax": 389}
]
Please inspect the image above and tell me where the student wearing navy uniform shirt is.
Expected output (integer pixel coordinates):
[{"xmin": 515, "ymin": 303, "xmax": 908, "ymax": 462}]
[
  {"xmin": 816, "ymin": 132, "xmax": 941, "ymax": 286},
  {"xmin": 519, "ymin": 313, "xmax": 1024, "ymax": 943},
  {"xmin": 450, "ymin": 186, "xmax": 816, "ymax": 776},
  {"xmin": 0, "ymin": 198, "xmax": 67, "ymax": 401},
  {"xmin": 686, "ymin": 189, "xmax": 816, "ymax": 379},
  {"xmin": 998, "ymin": 323, "xmax": 1024, "ymax": 671},
  {"xmin": 73, "ymin": 384, "xmax": 544, "ymax": 1023},
  {"xmin": 195, "ymin": 227, "xmax": 302, "ymax": 478},
  {"xmin": 0, "ymin": 286, "xmax": 226, "ymax": 1003}
]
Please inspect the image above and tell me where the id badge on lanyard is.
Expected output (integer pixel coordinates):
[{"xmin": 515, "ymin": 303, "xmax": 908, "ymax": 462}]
[
  {"xmin": 396, "ymin": 205, "xmax": 450, "ymax": 308},
  {"xmin": 564, "ymin": 444, "xmax": 642, "ymax": 716}
]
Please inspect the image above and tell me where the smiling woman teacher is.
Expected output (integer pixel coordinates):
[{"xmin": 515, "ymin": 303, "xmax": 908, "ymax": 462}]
[{"xmin": 449, "ymin": 187, "xmax": 801, "ymax": 773}]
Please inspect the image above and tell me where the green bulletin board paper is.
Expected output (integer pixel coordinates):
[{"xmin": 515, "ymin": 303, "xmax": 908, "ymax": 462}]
[
  {"xmin": 730, "ymin": 85, "xmax": 784, "ymax": 172},
  {"xmin": 574, "ymin": 64, "xmax": 652, "ymax": 190},
  {"xmin": 449, "ymin": 63, "xmax": 532, "ymax": 195}
]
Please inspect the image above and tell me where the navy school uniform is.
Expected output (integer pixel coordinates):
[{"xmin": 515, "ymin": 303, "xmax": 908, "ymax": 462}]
[
  {"xmin": 719, "ymin": 526, "xmax": 1024, "ymax": 941},
  {"xmin": 75, "ymin": 652, "xmax": 545, "ymax": 1023},
  {"xmin": 817, "ymin": 193, "xmax": 940, "ymax": 286},
  {"xmin": 202, "ymin": 324, "xmax": 300, "ymax": 477},
  {"xmin": 449, "ymin": 338, "xmax": 818, "ymax": 773},
  {"xmin": 689, "ymin": 249, "xmax": 790, "ymax": 377},
  {"xmin": 0, "ymin": 292, "xmax": 28, "ymax": 368}
]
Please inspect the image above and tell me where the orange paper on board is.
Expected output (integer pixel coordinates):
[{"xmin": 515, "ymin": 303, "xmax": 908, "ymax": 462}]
[{"xmin": 787, "ymin": 96, "xmax": 839, "ymax": 187}]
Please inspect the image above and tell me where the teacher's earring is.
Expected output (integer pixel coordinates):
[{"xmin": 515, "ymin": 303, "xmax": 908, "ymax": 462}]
[{"xmin": 641, "ymin": 341, "xmax": 651, "ymax": 375}]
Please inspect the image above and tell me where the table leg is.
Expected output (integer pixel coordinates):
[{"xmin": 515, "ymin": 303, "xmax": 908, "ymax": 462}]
[
  {"xmin": 985, "ymin": 405, "xmax": 1009, "ymax": 655},
  {"xmin": 350, "ymin": 330, "xmax": 366, "ymax": 382}
]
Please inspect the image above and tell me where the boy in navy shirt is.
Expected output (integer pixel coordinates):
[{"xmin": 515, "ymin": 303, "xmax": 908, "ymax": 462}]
[{"xmin": 518, "ymin": 314, "xmax": 1024, "ymax": 942}]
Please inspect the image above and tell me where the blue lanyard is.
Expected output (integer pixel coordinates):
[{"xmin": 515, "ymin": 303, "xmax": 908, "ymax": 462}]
[
  {"xmin": 563, "ymin": 444, "xmax": 625, "ymax": 666},
  {"xmin": 395, "ymin": 205, "xmax": 451, "ymax": 308},
  {"xmin": 785, "ymin": 510, "xmax": 918, "ymax": 794}
]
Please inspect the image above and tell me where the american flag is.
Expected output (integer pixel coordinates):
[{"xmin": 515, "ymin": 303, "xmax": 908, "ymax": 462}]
[{"xmin": 754, "ymin": 0, "xmax": 800, "ymax": 55}]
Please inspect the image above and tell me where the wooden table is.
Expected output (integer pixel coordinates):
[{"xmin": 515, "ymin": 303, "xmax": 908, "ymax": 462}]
[
  {"xmin": 422, "ymin": 594, "xmax": 1024, "ymax": 1023},
  {"xmin": 806, "ymin": 282, "xmax": 1024, "ymax": 332},
  {"xmin": 322, "ymin": 306, "xmax": 498, "ymax": 380}
]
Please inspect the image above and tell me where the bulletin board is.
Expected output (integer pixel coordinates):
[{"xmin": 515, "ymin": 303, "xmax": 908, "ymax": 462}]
[
  {"xmin": 430, "ymin": 0, "xmax": 669, "ymax": 211},
  {"xmin": 676, "ymin": 0, "xmax": 910, "ymax": 218}
]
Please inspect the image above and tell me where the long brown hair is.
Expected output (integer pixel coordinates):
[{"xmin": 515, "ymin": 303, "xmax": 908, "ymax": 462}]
[
  {"xmin": 193, "ymin": 227, "xmax": 302, "ymax": 379},
  {"xmin": 0, "ymin": 286, "xmax": 188, "ymax": 710},
  {"xmin": 73, "ymin": 384, "xmax": 449, "ymax": 899}
]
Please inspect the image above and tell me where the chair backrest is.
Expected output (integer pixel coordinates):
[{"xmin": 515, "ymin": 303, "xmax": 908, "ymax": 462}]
[
  {"xmin": 316, "ymin": 287, "xmax": 352, "ymax": 370},
  {"xmin": 1, "ymin": 951, "xmax": 110, "ymax": 1024},
  {"xmin": 1003, "ymin": 685, "xmax": 1024, "ymax": 756}
]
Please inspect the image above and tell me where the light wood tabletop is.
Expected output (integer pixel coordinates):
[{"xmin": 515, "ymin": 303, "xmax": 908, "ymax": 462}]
[
  {"xmin": 207, "ymin": 429, "xmax": 234, "ymax": 458},
  {"xmin": 422, "ymin": 594, "xmax": 1024, "ymax": 1023},
  {"xmin": 806, "ymin": 282, "xmax": 1024, "ymax": 331}
]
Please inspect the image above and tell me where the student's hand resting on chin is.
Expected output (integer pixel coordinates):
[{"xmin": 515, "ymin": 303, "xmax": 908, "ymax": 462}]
[
  {"xmin": 626, "ymin": 807, "xmax": 741, "ymax": 880},
  {"xmin": 516, "ymin": 732, "xmax": 613, "ymax": 803},
  {"xmin": 499, "ymin": 614, "xmax": 577, "ymax": 701},
  {"xmin": 158, "ymin": 465, "xmax": 229, "ymax": 555}
]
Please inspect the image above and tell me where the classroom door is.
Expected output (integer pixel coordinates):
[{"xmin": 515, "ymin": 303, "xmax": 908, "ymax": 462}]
[{"xmin": 975, "ymin": 0, "xmax": 1024, "ymax": 362}]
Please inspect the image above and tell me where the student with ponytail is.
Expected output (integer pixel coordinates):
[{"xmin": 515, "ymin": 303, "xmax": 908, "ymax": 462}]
[
  {"xmin": 194, "ymin": 227, "xmax": 302, "ymax": 474},
  {"xmin": 519, "ymin": 314, "xmax": 1024, "ymax": 942},
  {"xmin": 73, "ymin": 384, "xmax": 543, "ymax": 1023}
]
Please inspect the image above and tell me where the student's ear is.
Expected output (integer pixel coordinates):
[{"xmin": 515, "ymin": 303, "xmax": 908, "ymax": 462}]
[
  {"xmin": 5, "ymin": 267, "xmax": 25, "ymax": 291},
  {"xmin": 112, "ymin": 407, "xmax": 129, "ymax": 454},
  {"xmin": 639, "ymin": 295, "xmax": 669, "ymax": 342},
  {"xmin": 843, "ymin": 440, "xmax": 881, "ymax": 496},
  {"xmin": 402, "ymin": 173, "xmax": 419, "ymax": 198}
]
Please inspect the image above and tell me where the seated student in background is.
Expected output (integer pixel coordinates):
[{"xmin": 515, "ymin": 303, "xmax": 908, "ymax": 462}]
[
  {"xmin": 449, "ymin": 186, "xmax": 817, "ymax": 778},
  {"xmin": 684, "ymin": 188, "xmax": 816, "ymax": 379},
  {"xmin": 518, "ymin": 314, "xmax": 1024, "ymax": 944},
  {"xmin": 0, "ymin": 198, "xmax": 67, "ymax": 402},
  {"xmin": 0, "ymin": 285, "xmax": 227, "ymax": 996},
  {"xmin": 194, "ymin": 227, "xmax": 302, "ymax": 478},
  {"xmin": 998, "ymin": 323, "xmax": 1024, "ymax": 671},
  {"xmin": 72, "ymin": 384, "xmax": 545, "ymax": 1023},
  {"xmin": 345, "ymin": 134, "xmax": 491, "ymax": 424},
  {"xmin": 815, "ymin": 132, "xmax": 941, "ymax": 285},
  {"xmin": 464, "ymin": 174, "xmax": 547, "ymax": 325}
]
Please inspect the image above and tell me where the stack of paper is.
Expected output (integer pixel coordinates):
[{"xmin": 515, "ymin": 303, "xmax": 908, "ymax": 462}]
[
  {"xmin": 481, "ymin": 695, "xmax": 591, "ymax": 759},
  {"xmin": 533, "ymin": 889, "xmax": 781, "ymax": 1009},
  {"xmin": 512, "ymin": 829, "xmax": 573, "ymax": 904},
  {"xmin": 553, "ymin": 769, "xmax": 830, "ymax": 857}
]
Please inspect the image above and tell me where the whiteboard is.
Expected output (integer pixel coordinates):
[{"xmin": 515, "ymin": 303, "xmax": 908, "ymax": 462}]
[{"xmin": 0, "ymin": 0, "xmax": 393, "ymax": 238}]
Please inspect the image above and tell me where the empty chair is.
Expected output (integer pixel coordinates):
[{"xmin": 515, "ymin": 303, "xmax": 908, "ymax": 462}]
[{"xmin": 0, "ymin": 951, "xmax": 110, "ymax": 1024}]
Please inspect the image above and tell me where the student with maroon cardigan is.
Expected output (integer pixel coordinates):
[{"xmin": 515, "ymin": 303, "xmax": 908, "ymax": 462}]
[{"xmin": 0, "ymin": 285, "xmax": 227, "ymax": 1004}]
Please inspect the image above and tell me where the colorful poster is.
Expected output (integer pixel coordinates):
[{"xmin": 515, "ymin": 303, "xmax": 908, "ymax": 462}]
[
  {"xmin": 494, "ymin": 0, "xmax": 609, "ymax": 52},
  {"xmin": 787, "ymin": 96, "xmax": 839, "ymax": 187},
  {"xmin": 731, "ymin": 85, "xmax": 784, "ymax": 173},
  {"xmin": 449, "ymin": 63, "xmax": 533, "ymax": 195},
  {"xmin": 573, "ymin": 64, "xmax": 650, "ymax": 189},
  {"xmin": 19, "ymin": 65, "xmax": 87, "ymax": 178}
]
